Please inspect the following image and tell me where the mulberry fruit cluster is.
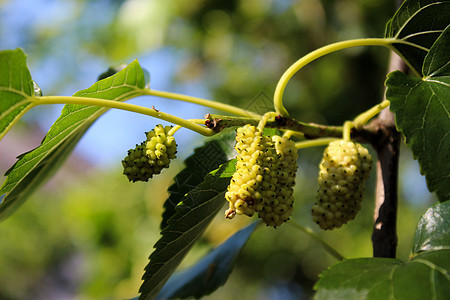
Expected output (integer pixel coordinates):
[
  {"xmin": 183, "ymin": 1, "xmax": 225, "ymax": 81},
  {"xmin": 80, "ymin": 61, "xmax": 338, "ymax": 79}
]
[
  {"xmin": 225, "ymin": 125, "xmax": 298, "ymax": 227},
  {"xmin": 225, "ymin": 125, "xmax": 271, "ymax": 218},
  {"xmin": 122, "ymin": 125, "xmax": 177, "ymax": 182},
  {"xmin": 258, "ymin": 135, "xmax": 298, "ymax": 227},
  {"xmin": 312, "ymin": 140, "xmax": 372, "ymax": 230}
]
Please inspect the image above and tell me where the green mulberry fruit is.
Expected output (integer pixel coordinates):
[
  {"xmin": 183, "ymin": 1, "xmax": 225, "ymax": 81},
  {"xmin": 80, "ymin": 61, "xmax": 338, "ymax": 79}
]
[
  {"xmin": 258, "ymin": 135, "xmax": 298, "ymax": 227},
  {"xmin": 312, "ymin": 140, "xmax": 372, "ymax": 230},
  {"xmin": 122, "ymin": 124, "xmax": 177, "ymax": 182},
  {"xmin": 225, "ymin": 125, "xmax": 273, "ymax": 218},
  {"xmin": 225, "ymin": 125, "xmax": 299, "ymax": 228}
]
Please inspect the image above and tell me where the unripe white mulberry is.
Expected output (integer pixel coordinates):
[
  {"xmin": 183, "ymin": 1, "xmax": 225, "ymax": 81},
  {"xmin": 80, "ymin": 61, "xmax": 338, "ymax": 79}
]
[
  {"xmin": 312, "ymin": 140, "xmax": 372, "ymax": 230},
  {"xmin": 122, "ymin": 124, "xmax": 177, "ymax": 182},
  {"xmin": 225, "ymin": 125, "xmax": 273, "ymax": 218},
  {"xmin": 225, "ymin": 125, "xmax": 299, "ymax": 228},
  {"xmin": 258, "ymin": 135, "xmax": 298, "ymax": 227}
]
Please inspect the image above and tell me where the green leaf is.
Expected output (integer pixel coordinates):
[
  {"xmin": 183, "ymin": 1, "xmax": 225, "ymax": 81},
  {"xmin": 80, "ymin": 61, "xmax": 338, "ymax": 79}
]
[
  {"xmin": 97, "ymin": 64, "xmax": 151, "ymax": 88},
  {"xmin": 161, "ymin": 129, "xmax": 235, "ymax": 230},
  {"xmin": 315, "ymin": 250, "xmax": 450, "ymax": 300},
  {"xmin": 315, "ymin": 258, "xmax": 403, "ymax": 300},
  {"xmin": 388, "ymin": 75, "xmax": 450, "ymax": 200},
  {"xmin": 412, "ymin": 201, "xmax": 450, "ymax": 254},
  {"xmin": 386, "ymin": 27, "xmax": 450, "ymax": 201},
  {"xmin": 155, "ymin": 222, "xmax": 259, "ymax": 300},
  {"xmin": 0, "ymin": 60, "xmax": 146, "ymax": 220},
  {"xmin": 0, "ymin": 49, "xmax": 35, "ymax": 141},
  {"xmin": 387, "ymin": 72, "xmax": 450, "ymax": 201},
  {"xmin": 315, "ymin": 200, "xmax": 450, "ymax": 300},
  {"xmin": 385, "ymin": 0, "xmax": 450, "ymax": 75},
  {"xmin": 139, "ymin": 160, "xmax": 235, "ymax": 300},
  {"xmin": 423, "ymin": 25, "xmax": 450, "ymax": 77}
]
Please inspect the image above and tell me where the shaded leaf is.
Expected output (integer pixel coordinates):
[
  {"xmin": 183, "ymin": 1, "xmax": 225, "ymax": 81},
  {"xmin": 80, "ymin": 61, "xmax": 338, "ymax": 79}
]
[
  {"xmin": 385, "ymin": 0, "xmax": 450, "ymax": 75},
  {"xmin": 161, "ymin": 140, "xmax": 230, "ymax": 230},
  {"xmin": 161, "ymin": 129, "xmax": 235, "ymax": 230},
  {"xmin": 139, "ymin": 160, "xmax": 236, "ymax": 300},
  {"xmin": 386, "ymin": 27, "xmax": 450, "ymax": 201},
  {"xmin": 156, "ymin": 222, "xmax": 259, "ymax": 300},
  {"xmin": 0, "ymin": 49, "xmax": 35, "ymax": 141},
  {"xmin": 412, "ymin": 201, "xmax": 450, "ymax": 254},
  {"xmin": 0, "ymin": 60, "xmax": 146, "ymax": 220},
  {"xmin": 423, "ymin": 25, "xmax": 450, "ymax": 77}
]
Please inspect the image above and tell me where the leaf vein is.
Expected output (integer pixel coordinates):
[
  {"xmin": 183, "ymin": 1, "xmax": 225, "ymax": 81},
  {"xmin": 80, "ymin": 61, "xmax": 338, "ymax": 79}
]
[
  {"xmin": 1, "ymin": 116, "xmax": 93, "ymax": 191},
  {"xmin": 431, "ymin": 267, "xmax": 438, "ymax": 300},
  {"xmin": 0, "ymin": 86, "xmax": 32, "ymax": 98},
  {"xmin": 411, "ymin": 258, "xmax": 450, "ymax": 281},
  {"xmin": 401, "ymin": 29, "xmax": 444, "ymax": 41},
  {"xmin": 0, "ymin": 97, "xmax": 34, "ymax": 119},
  {"xmin": 394, "ymin": 2, "xmax": 442, "ymax": 39},
  {"xmin": 424, "ymin": 79, "xmax": 450, "ymax": 88},
  {"xmin": 153, "ymin": 194, "xmax": 222, "ymax": 254},
  {"xmin": 144, "ymin": 196, "xmax": 223, "ymax": 292}
]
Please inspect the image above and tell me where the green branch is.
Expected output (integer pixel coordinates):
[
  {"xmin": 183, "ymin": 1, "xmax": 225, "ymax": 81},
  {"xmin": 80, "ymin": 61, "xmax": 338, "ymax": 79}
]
[
  {"xmin": 295, "ymin": 138, "xmax": 338, "ymax": 149},
  {"xmin": 273, "ymin": 38, "xmax": 395, "ymax": 117},
  {"xmin": 35, "ymin": 96, "xmax": 215, "ymax": 136},
  {"xmin": 143, "ymin": 89, "xmax": 261, "ymax": 118}
]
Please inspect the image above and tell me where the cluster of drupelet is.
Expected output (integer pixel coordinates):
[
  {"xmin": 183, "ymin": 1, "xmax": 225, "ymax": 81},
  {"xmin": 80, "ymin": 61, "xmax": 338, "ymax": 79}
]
[
  {"xmin": 122, "ymin": 123, "xmax": 373, "ymax": 231},
  {"xmin": 225, "ymin": 125, "xmax": 298, "ymax": 227},
  {"xmin": 122, "ymin": 125, "xmax": 177, "ymax": 182},
  {"xmin": 312, "ymin": 140, "xmax": 373, "ymax": 230}
]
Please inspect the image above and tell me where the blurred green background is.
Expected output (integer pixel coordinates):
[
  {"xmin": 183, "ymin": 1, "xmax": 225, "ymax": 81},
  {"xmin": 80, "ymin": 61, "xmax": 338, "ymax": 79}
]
[{"xmin": 0, "ymin": 0, "xmax": 436, "ymax": 299}]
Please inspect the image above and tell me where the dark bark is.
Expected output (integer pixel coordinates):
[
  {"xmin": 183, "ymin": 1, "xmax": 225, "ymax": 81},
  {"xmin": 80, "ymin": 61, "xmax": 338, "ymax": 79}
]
[{"xmin": 370, "ymin": 52, "xmax": 407, "ymax": 258}]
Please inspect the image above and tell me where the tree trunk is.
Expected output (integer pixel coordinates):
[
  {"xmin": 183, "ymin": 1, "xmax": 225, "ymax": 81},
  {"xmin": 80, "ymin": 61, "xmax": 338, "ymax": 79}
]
[{"xmin": 371, "ymin": 51, "xmax": 407, "ymax": 258}]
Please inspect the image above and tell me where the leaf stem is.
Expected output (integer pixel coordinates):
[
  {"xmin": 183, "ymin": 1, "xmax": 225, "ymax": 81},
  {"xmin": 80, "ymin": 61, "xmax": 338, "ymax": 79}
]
[
  {"xmin": 353, "ymin": 100, "xmax": 390, "ymax": 129},
  {"xmin": 287, "ymin": 221, "xmax": 345, "ymax": 261},
  {"xmin": 35, "ymin": 96, "xmax": 215, "ymax": 136},
  {"xmin": 274, "ymin": 38, "xmax": 394, "ymax": 117},
  {"xmin": 143, "ymin": 89, "xmax": 261, "ymax": 118}
]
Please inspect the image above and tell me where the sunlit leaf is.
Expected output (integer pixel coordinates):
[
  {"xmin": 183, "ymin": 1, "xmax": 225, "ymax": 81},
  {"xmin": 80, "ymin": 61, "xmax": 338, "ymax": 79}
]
[
  {"xmin": 0, "ymin": 60, "xmax": 146, "ymax": 220},
  {"xmin": 0, "ymin": 49, "xmax": 35, "ymax": 141},
  {"xmin": 385, "ymin": 0, "xmax": 450, "ymax": 75},
  {"xmin": 156, "ymin": 222, "xmax": 259, "ymax": 300},
  {"xmin": 386, "ymin": 27, "xmax": 450, "ymax": 201},
  {"xmin": 412, "ymin": 201, "xmax": 450, "ymax": 254},
  {"xmin": 97, "ymin": 64, "xmax": 151, "ymax": 88},
  {"xmin": 139, "ymin": 160, "xmax": 235, "ymax": 300}
]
